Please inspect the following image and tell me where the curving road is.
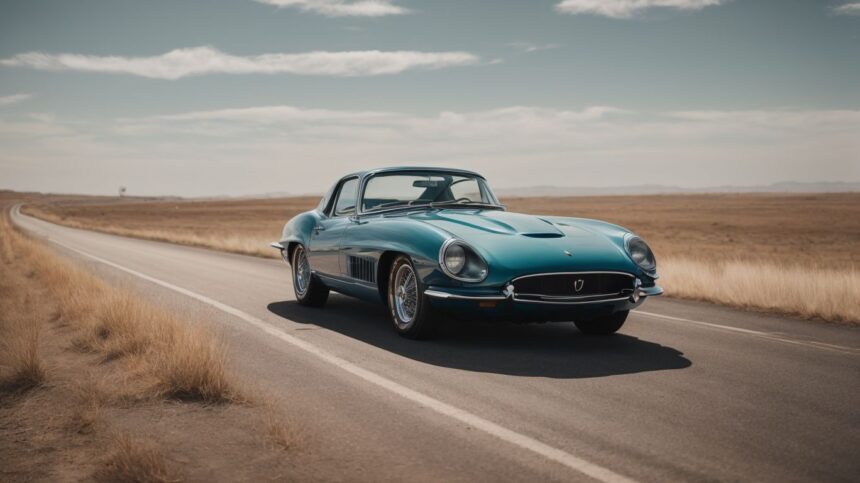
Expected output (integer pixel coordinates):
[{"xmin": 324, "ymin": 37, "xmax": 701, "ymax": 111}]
[{"xmin": 12, "ymin": 207, "xmax": 860, "ymax": 482}]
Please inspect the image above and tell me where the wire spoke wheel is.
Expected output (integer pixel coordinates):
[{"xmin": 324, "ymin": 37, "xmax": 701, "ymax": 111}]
[
  {"xmin": 393, "ymin": 263, "xmax": 418, "ymax": 326},
  {"xmin": 293, "ymin": 246, "xmax": 311, "ymax": 296}
]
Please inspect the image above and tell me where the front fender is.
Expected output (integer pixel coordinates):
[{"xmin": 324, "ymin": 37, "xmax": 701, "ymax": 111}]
[{"xmin": 277, "ymin": 210, "xmax": 322, "ymax": 260}]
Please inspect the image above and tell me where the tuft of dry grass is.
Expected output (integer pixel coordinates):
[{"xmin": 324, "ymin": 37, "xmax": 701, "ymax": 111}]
[
  {"xmin": 66, "ymin": 389, "xmax": 103, "ymax": 434},
  {"xmin": 0, "ymin": 315, "xmax": 47, "ymax": 392},
  {"xmin": 95, "ymin": 433, "xmax": 180, "ymax": 483},
  {"xmin": 151, "ymin": 326, "xmax": 234, "ymax": 402},
  {"xmin": 257, "ymin": 398, "xmax": 295, "ymax": 451}
]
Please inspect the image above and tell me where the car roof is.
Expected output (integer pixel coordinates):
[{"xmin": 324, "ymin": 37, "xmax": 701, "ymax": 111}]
[{"xmin": 343, "ymin": 166, "xmax": 486, "ymax": 180}]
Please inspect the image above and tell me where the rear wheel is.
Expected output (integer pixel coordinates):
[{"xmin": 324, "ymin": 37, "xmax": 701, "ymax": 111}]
[
  {"xmin": 387, "ymin": 255, "xmax": 436, "ymax": 339},
  {"xmin": 574, "ymin": 310, "xmax": 628, "ymax": 335},
  {"xmin": 291, "ymin": 245, "xmax": 328, "ymax": 307}
]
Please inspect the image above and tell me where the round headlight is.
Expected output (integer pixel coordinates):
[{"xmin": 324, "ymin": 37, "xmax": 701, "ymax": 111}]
[
  {"xmin": 439, "ymin": 240, "xmax": 488, "ymax": 282},
  {"xmin": 625, "ymin": 235, "xmax": 657, "ymax": 273},
  {"xmin": 444, "ymin": 244, "xmax": 466, "ymax": 274}
]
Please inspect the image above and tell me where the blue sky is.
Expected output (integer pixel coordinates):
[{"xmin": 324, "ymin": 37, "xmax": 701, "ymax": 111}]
[{"xmin": 1, "ymin": 0, "xmax": 858, "ymax": 196}]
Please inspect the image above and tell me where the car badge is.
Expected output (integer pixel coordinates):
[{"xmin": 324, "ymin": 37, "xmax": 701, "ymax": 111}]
[
  {"xmin": 574, "ymin": 279, "xmax": 585, "ymax": 292},
  {"xmin": 563, "ymin": 250, "xmax": 572, "ymax": 257}
]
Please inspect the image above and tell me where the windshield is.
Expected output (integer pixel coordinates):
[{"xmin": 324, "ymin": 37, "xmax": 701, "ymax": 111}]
[{"xmin": 361, "ymin": 171, "xmax": 500, "ymax": 212}]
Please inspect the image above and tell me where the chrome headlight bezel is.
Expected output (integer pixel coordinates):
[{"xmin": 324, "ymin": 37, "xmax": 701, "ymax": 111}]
[
  {"xmin": 438, "ymin": 239, "xmax": 489, "ymax": 283},
  {"xmin": 624, "ymin": 233, "xmax": 657, "ymax": 275}
]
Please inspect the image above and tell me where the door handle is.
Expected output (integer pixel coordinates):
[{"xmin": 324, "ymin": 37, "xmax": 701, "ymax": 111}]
[{"xmin": 314, "ymin": 225, "xmax": 326, "ymax": 232}]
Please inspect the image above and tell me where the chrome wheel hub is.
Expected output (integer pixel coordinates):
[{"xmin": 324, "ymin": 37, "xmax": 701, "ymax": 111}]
[
  {"xmin": 393, "ymin": 264, "xmax": 418, "ymax": 326},
  {"xmin": 294, "ymin": 247, "xmax": 311, "ymax": 296}
]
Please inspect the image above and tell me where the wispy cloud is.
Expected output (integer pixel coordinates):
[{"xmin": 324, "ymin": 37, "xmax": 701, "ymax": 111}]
[
  {"xmin": 555, "ymin": 0, "xmax": 724, "ymax": 19},
  {"xmin": 146, "ymin": 105, "xmax": 400, "ymax": 123},
  {"xmin": 0, "ymin": 93, "xmax": 32, "ymax": 106},
  {"xmin": 253, "ymin": 0, "xmax": 409, "ymax": 17},
  {"xmin": 832, "ymin": 2, "xmax": 860, "ymax": 15},
  {"xmin": 507, "ymin": 42, "xmax": 561, "ymax": 53},
  {"xmin": 0, "ymin": 46, "xmax": 479, "ymax": 80}
]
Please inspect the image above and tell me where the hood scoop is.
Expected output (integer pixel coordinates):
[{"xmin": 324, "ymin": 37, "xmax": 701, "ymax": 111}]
[{"xmin": 521, "ymin": 232, "xmax": 565, "ymax": 238}]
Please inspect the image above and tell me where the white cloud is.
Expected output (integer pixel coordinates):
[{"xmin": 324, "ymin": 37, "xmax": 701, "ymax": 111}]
[
  {"xmin": 161, "ymin": 106, "xmax": 397, "ymax": 123},
  {"xmin": 254, "ymin": 0, "xmax": 409, "ymax": 17},
  {"xmin": 0, "ymin": 46, "xmax": 479, "ymax": 80},
  {"xmin": 555, "ymin": 0, "xmax": 724, "ymax": 18},
  {"xmin": 832, "ymin": 3, "xmax": 860, "ymax": 15},
  {"xmin": 0, "ymin": 93, "xmax": 32, "ymax": 106},
  {"xmin": 507, "ymin": 42, "xmax": 561, "ymax": 53}
]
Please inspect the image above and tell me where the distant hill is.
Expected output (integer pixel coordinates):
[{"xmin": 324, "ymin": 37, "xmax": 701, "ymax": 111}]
[{"xmin": 493, "ymin": 181, "xmax": 860, "ymax": 197}]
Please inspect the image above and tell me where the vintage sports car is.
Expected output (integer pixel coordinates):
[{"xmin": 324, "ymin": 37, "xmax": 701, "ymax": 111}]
[{"xmin": 272, "ymin": 167, "xmax": 663, "ymax": 339}]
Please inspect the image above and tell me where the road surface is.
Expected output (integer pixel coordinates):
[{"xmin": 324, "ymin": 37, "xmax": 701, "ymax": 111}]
[{"xmin": 12, "ymin": 207, "xmax": 860, "ymax": 482}]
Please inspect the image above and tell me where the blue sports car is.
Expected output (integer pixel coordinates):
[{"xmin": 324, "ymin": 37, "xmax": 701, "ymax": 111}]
[{"xmin": 272, "ymin": 167, "xmax": 663, "ymax": 339}]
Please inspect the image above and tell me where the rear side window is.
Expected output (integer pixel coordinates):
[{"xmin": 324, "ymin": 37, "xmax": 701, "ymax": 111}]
[{"xmin": 334, "ymin": 178, "xmax": 358, "ymax": 216}]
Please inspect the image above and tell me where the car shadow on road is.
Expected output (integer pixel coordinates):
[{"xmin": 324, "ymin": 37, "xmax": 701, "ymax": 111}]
[{"xmin": 267, "ymin": 295, "xmax": 691, "ymax": 379}]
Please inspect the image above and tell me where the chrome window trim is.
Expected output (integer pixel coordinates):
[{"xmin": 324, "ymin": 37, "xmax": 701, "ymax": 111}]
[
  {"xmin": 357, "ymin": 170, "xmax": 503, "ymax": 216},
  {"xmin": 332, "ymin": 176, "xmax": 360, "ymax": 217}
]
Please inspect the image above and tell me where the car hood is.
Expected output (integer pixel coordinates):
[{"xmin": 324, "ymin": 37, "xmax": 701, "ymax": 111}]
[{"xmin": 403, "ymin": 209, "xmax": 639, "ymax": 279}]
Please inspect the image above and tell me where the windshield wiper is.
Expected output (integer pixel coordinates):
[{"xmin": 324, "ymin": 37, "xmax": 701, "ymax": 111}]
[
  {"xmin": 367, "ymin": 199, "xmax": 501, "ymax": 214},
  {"xmin": 429, "ymin": 200, "xmax": 503, "ymax": 210},
  {"xmin": 366, "ymin": 199, "xmax": 432, "ymax": 213}
]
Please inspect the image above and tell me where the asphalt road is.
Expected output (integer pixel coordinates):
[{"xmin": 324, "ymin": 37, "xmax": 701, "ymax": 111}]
[{"xmin": 12, "ymin": 207, "xmax": 860, "ymax": 482}]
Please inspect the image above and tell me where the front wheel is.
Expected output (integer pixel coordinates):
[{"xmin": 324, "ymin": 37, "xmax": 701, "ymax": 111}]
[
  {"xmin": 574, "ymin": 310, "xmax": 628, "ymax": 335},
  {"xmin": 387, "ymin": 255, "xmax": 436, "ymax": 339},
  {"xmin": 291, "ymin": 245, "xmax": 329, "ymax": 307}
]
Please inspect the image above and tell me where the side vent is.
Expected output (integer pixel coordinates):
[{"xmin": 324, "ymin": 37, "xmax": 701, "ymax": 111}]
[{"xmin": 348, "ymin": 256, "xmax": 376, "ymax": 283}]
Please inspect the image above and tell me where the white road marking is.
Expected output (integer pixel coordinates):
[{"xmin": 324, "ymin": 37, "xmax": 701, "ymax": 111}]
[
  {"xmin": 18, "ymin": 219, "xmax": 635, "ymax": 483},
  {"xmin": 633, "ymin": 310, "xmax": 859, "ymax": 355}
]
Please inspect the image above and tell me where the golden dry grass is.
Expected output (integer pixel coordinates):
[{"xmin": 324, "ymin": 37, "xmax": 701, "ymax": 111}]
[
  {"xmin": 0, "ymin": 204, "xmax": 297, "ymax": 481},
  {"xmin": 0, "ymin": 314, "xmax": 47, "ymax": 392},
  {"xmin": 22, "ymin": 192, "xmax": 860, "ymax": 323},
  {"xmin": 94, "ymin": 433, "xmax": 179, "ymax": 483},
  {"xmin": 1, "ymin": 211, "xmax": 237, "ymax": 402},
  {"xmin": 661, "ymin": 258, "xmax": 860, "ymax": 323},
  {"xmin": 23, "ymin": 195, "xmax": 316, "ymax": 258},
  {"xmin": 0, "ymin": 228, "xmax": 47, "ymax": 392}
]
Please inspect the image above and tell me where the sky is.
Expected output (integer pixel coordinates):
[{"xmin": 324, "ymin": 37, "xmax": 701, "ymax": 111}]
[{"xmin": 1, "ymin": 0, "xmax": 858, "ymax": 197}]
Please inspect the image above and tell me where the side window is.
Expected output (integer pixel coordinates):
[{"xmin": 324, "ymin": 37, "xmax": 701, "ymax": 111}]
[{"xmin": 334, "ymin": 178, "xmax": 358, "ymax": 216}]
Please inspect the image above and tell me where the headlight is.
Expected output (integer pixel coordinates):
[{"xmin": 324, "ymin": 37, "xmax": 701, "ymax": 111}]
[
  {"xmin": 624, "ymin": 234, "xmax": 657, "ymax": 274},
  {"xmin": 444, "ymin": 244, "xmax": 466, "ymax": 274},
  {"xmin": 439, "ymin": 239, "xmax": 488, "ymax": 282}
]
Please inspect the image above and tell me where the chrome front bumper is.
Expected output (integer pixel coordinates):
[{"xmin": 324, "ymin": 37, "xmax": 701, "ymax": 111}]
[{"xmin": 425, "ymin": 281, "xmax": 663, "ymax": 305}]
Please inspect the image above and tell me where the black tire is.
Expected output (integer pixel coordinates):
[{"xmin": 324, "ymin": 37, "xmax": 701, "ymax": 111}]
[
  {"xmin": 387, "ymin": 255, "xmax": 436, "ymax": 339},
  {"xmin": 291, "ymin": 245, "xmax": 329, "ymax": 307},
  {"xmin": 574, "ymin": 310, "xmax": 629, "ymax": 335}
]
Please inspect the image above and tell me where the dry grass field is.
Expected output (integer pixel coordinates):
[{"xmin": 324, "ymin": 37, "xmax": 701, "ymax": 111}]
[
  {"xmin": 0, "ymin": 205, "xmax": 299, "ymax": 481},
  {"xmin": 20, "ymin": 192, "xmax": 860, "ymax": 324}
]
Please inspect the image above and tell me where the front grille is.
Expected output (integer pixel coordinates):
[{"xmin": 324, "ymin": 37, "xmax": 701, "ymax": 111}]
[{"xmin": 512, "ymin": 272, "xmax": 634, "ymax": 301}]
